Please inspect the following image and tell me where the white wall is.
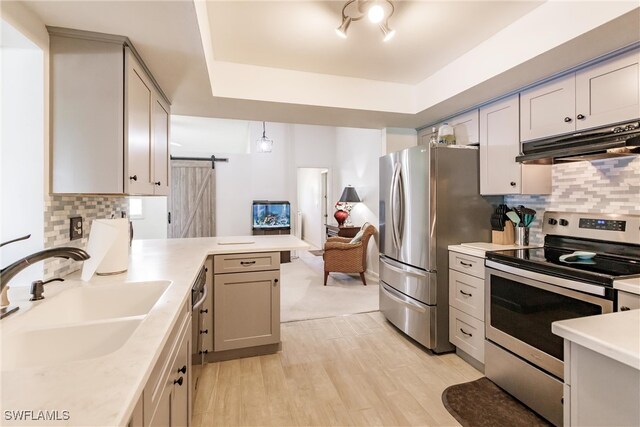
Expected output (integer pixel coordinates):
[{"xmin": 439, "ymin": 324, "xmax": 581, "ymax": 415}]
[
  {"xmin": 334, "ymin": 127, "xmax": 384, "ymax": 275},
  {"xmin": 383, "ymin": 127, "xmax": 417, "ymax": 154},
  {"xmin": 0, "ymin": 19, "xmax": 45, "ymax": 285},
  {"xmin": 130, "ymin": 197, "xmax": 168, "ymax": 240},
  {"xmin": 170, "ymin": 115, "xmax": 250, "ymax": 156},
  {"xmin": 296, "ymin": 168, "xmax": 324, "ymax": 249}
]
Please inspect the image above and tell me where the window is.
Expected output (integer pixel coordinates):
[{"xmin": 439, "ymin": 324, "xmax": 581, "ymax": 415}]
[{"xmin": 128, "ymin": 197, "xmax": 144, "ymax": 219}]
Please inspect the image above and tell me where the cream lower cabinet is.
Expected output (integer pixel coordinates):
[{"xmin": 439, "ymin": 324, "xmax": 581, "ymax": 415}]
[
  {"xmin": 213, "ymin": 253, "xmax": 280, "ymax": 352},
  {"xmin": 448, "ymin": 250, "xmax": 486, "ymax": 365},
  {"xmin": 141, "ymin": 300, "xmax": 191, "ymax": 427}
]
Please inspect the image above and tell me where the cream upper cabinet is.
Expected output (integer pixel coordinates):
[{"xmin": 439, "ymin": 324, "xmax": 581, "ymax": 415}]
[
  {"xmin": 449, "ymin": 110, "xmax": 479, "ymax": 145},
  {"xmin": 520, "ymin": 74, "xmax": 576, "ymax": 142},
  {"xmin": 126, "ymin": 50, "xmax": 154, "ymax": 195},
  {"xmin": 152, "ymin": 97, "xmax": 170, "ymax": 196},
  {"xmin": 418, "ymin": 126, "xmax": 438, "ymax": 145},
  {"xmin": 521, "ymin": 48, "xmax": 640, "ymax": 142},
  {"xmin": 480, "ymin": 95, "xmax": 522, "ymax": 195},
  {"xmin": 480, "ymin": 95, "xmax": 551, "ymax": 195},
  {"xmin": 50, "ymin": 28, "xmax": 170, "ymax": 195},
  {"xmin": 575, "ymin": 49, "xmax": 640, "ymax": 130}
]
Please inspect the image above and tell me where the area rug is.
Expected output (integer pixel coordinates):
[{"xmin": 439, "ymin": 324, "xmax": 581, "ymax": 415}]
[
  {"xmin": 280, "ymin": 251, "xmax": 379, "ymax": 322},
  {"xmin": 442, "ymin": 377, "xmax": 552, "ymax": 427},
  {"xmin": 308, "ymin": 249, "xmax": 324, "ymax": 256}
]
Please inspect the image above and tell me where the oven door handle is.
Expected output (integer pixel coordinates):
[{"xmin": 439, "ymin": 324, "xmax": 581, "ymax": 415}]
[
  {"xmin": 193, "ymin": 285, "xmax": 208, "ymax": 310},
  {"xmin": 485, "ymin": 260, "xmax": 607, "ymax": 297},
  {"xmin": 381, "ymin": 283, "xmax": 427, "ymax": 313}
]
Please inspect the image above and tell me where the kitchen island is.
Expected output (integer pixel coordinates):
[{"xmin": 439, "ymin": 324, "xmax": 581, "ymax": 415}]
[
  {"xmin": 552, "ymin": 309, "xmax": 640, "ymax": 426},
  {"xmin": 1, "ymin": 235, "xmax": 308, "ymax": 427}
]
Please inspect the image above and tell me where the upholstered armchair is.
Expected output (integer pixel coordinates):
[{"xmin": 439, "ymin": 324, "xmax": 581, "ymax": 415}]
[{"xmin": 323, "ymin": 223, "xmax": 377, "ymax": 286}]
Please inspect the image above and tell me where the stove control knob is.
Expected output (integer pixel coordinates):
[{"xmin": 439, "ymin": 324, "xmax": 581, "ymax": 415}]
[
  {"xmin": 548, "ymin": 218, "xmax": 558, "ymax": 225},
  {"xmin": 559, "ymin": 219, "xmax": 569, "ymax": 226},
  {"xmin": 613, "ymin": 127, "xmax": 624, "ymax": 133}
]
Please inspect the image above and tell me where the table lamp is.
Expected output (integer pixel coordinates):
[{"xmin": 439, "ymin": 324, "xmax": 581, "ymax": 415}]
[{"xmin": 335, "ymin": 186, "xmax": 361, "ymax": 226}]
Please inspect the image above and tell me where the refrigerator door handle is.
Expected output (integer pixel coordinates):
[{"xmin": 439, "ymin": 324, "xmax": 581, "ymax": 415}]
[
  {"xmin": 397, "ymin": 166, "xmax": 405, "ymax": 246},
  {"xmin": 390, "ymin": 162, "xmax": 401, "ymax": 250}
]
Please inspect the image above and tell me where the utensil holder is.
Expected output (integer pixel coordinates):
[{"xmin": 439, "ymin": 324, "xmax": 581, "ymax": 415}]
[
  {"xmin": 515, "ymin": 227, "xmax": 529, "ymax": 246},
  {"xmin": 492, "ymin": 222, "xmax": 515, "ymax": 245}
]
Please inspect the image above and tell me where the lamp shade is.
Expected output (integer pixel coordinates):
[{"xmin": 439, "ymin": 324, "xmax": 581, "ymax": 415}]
[{"xmin": 339, "ymin": 186, "xmax": 361, "ymax": 203}]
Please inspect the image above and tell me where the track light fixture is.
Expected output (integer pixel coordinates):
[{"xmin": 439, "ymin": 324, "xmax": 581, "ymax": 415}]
[{"xmin": 336, "ymin": 0, "xmax": 396, "ymax": 42}]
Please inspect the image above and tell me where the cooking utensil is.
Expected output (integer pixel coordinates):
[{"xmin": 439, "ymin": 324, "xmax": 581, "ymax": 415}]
[{"xmin": 506, "ymin": 211, "xmax": 521, "ymax": 226}]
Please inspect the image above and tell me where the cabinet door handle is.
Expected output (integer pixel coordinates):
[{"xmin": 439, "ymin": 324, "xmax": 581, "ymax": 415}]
[
  {"xmin": 200, "ymin": 308, "xmax": 208, "ymax": 314},
  {"xmin": 154, "ymin": 181, "xmax": 161, "ymax": 186},
  {"xmin": 177, "ymin": 365, "xmax": 187, "ymax": 374},
  {"xmin": 199, "ymin": 350, "xmax": 209, "ymax": 355},
  {"xmin": 576, "ymin": 114, "xmax": 586, "ymax": 120},
  {"xmin": 460, "ymin": 328, "xmax": 473, "ymax": 337},
  {"xmin": 200, "ymin": 329, "xmax": 208, "ymax": 334},
  {"xmin": 564, "ymin": 117, "xmax": 572, "ymax": 123},
  {"xmin": 459, "ymin": 290, "xmax": 473, "ymax": 297},
  {"xmin": 620, "ymin": 306, "xmax": 631, "ymax": 311},
  {"xmin": 459, "ymin": 261, "xmax": 473, "ymax": 267},
  {"xmin": 273, "ymin": 278, "xmax": 279, "ymax": 287},
  {"xmin": 174, "ymin": 376, "xmax": 184, "ymax": 386},
  {"xmin": 240, "ymin": 261, "xmax": 256, "ymax": 266},
  {"xmin": 510, "ymin": 181, "xmax": 516, "ymax": 187},
  {"xmin": 129, "ymin": 175, "xmax": 138, "ymax": 181}
]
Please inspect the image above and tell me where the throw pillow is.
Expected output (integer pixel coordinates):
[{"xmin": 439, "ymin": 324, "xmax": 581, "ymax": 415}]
[{"xmin": 350, "ymin": 229, "xmax": 365, "ymax": 244}]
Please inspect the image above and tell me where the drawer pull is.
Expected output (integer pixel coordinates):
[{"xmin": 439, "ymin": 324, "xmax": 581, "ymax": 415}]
[
  {"xmin": 459, "ymin": 290, "xmax": 473, "ymax": 297},
  {"xmin": 199, "ymin": 350, "xmax": 209, "ymax": 355},
  {"xmin": 174, "ymin": 377, "xmax": 184, "ymax": 386},
  {"xmin": 620, "ymin": 306, "xmax": 631, "ymax": 311},
  {"xmin": 240, "ymin": 261, "xmax": 256, "ymax": 266},
  {"xmin": 178, "ymin": 365, "xmax": 187, "ymax": 374},
  {"xmin": 200, "ymin": 329, "xmax": 208, "ymax": 334},
  {"xmin": 460, "ymin": 328, "xmax": 473, "ymax": 337},
  {"xmin": 200, "ymin": 308, "xmax": 208, "ymax": 314},
  {"xmin": 459, "ymin": 261, "xmax": 473, "ymax": 267}
]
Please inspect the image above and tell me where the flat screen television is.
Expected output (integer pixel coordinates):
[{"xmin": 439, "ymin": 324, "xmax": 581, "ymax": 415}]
[{"xmin": 252, "ymin": 201, "xmax": 291, "ymax": 229}]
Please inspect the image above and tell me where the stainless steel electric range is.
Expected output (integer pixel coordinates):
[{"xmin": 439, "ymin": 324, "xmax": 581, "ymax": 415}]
[{"xmin": 484, "ymin": 211, "xmax": 640, "ymax": 426}]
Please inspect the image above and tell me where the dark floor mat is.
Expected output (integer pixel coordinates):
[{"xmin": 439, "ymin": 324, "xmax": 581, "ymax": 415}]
[
  {"xmin": 442, "ymin": 377, "xmax": 553, "ymax": 427},
  {"xmin": 309, "ymin": 250, "xmax": 324, "ymax": 256}
]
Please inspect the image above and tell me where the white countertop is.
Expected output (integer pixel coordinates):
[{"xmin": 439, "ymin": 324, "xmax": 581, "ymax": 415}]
[
  {"xmin": 552, "ymin": 310, "xmax": 640, "ymax": 371},
  {"xmin": 1, "ymin": 235, "xmax": 308, "ymax": 426},
  {"xmin": 448, "ymin": 242, "xmax": 535, "ymax": 258},
  {"xmin": 614, "ymin": 277, "xmax": 640, "ymax": 295}
]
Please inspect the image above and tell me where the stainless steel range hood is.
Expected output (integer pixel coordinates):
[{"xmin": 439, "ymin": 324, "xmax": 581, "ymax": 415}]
[{"xmin": 516, "ymin": 121, "xmax": 640, "ymax": 164}]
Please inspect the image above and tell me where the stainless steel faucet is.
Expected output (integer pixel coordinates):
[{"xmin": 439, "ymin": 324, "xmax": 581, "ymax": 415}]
[{"xmin": 0, "ymin": 234, "xmax": 91, "ymax": 319}]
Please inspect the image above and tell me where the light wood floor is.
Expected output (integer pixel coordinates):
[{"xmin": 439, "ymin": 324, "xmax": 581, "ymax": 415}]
[{"xmin": 192, "ymin": 312, "xmax": 482, "ymax": 426}]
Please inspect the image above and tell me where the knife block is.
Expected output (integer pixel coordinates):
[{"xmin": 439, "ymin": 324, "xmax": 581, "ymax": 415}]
[{"xmin": 492, "ymin": 222, "xmax": 515, "ymax": 245}]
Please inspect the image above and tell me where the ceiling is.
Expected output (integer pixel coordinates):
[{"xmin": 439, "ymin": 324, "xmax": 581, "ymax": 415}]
[
  {"xmin": 19, "ymin": 1, "xmax": 640, "ymax": 129},
  {"xmin": 207, "ymin": 1, "xmax": 542, "ymax": 84}
]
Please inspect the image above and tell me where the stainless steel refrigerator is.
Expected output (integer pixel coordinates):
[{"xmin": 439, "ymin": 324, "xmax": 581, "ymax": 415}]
[{"xmin": 379, "ymin": 144, "xmax": 493, "ymax": 353}]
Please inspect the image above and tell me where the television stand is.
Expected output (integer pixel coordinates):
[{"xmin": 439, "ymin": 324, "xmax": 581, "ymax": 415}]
[{"xmin": 252, "ymin": 227, "xmax": 291, "ymax": 263}]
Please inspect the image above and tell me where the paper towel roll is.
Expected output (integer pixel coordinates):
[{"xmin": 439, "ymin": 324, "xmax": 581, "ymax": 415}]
[{"xmin": 81, "ymin": 219, "xmax": 130, "ymax": 280}]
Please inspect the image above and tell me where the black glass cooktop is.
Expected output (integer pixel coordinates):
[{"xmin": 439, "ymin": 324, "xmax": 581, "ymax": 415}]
[{"xmin": 486, "ymin": 236, "xmax": 640, "ymax": 286}]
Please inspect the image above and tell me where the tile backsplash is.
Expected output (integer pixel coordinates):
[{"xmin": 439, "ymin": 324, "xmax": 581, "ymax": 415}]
[
  {"xmin": 44, "ymin": 195, "xmax": 128, "ymax": 279},
  {"xmin": 505, "ymin": 157, "xmax": 640, "ymax": 245}
]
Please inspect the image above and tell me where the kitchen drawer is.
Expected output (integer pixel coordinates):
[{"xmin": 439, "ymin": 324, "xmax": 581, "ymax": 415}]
[
  {"xmin": 449, "ymin": 251, "xmax": 484, "ymax": 279},
  {"xmin": 449, "ymin": 307, "xmax": 485, "ymax": 363},
  {"xmin": 618, "ymin": 290, "xmax": 640, "ymax": 311},
  {"xmin": 449, "ymin": 270, "xmax": 484, "ymax": 321},
  {"xmin": 213, "ymin": 252, "xmax": 279, "ymax": 274}
]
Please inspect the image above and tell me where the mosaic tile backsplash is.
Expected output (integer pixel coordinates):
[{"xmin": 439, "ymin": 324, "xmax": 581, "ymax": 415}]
[
  {"xmin": 505, "ymin": 157, "xmax": 640, "ymax": 245},
  {"xmin": 44, "ymin": 195, "xmax": 128, "ymax": 279}
]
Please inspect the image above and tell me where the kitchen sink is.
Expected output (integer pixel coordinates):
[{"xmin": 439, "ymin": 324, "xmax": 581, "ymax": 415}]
[
  {"xmin": 1, "ymin": 317, "xmax": 143, "ymax": 370},
  {"xmin": 24, "ymin": 280, "xmax": 171, "ymax": 327}
]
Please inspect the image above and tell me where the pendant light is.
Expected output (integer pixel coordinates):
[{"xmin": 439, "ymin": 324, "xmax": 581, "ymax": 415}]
[{"xmin": 255, "ymin": 121, "xmax": 273, "ymax": 153}]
